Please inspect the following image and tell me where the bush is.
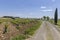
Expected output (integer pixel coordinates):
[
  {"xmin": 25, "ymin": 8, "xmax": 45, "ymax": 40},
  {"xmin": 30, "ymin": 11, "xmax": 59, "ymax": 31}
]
[
  {"xmin": 3, "ymin": 24, "xmax": 8, "ymax": 34},
  {"xmin": 24, "ymin": 21, "xmax": 41, "ymax": 35},
  {"xmin": 11, "ymin": 20, "xmax": 19, "ymax": 26},
  {"xmin": 16, "ymin": 26, "xmax": 20, "ymax": 30}
]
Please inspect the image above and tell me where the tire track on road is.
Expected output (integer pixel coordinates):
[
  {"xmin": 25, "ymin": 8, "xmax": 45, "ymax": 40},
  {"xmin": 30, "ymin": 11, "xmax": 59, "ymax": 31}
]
[{"xmin": 47, "ymin": 22, "xmax": 60, "ymax": 40}]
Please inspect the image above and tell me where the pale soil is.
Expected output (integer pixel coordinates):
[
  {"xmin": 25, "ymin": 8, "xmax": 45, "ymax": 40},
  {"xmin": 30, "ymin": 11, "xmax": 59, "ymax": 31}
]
[{"xmin": 26, "ymin": 21, "xmax": 60, "ymax": 40}]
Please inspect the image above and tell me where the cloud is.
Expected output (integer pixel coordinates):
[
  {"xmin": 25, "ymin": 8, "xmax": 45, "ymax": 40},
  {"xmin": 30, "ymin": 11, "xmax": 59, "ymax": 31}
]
[
  {"xmin": 29, "ymin": 13, "xmax": 33, "ymax": 15},
  {"xmin": 40, "ymin": 9, "xmax": 53, "ymax": 12},
  {"xmin": 40, "ymin": 6, "xmax": 46, "ymax": 9},
  {"xmin": 52, "ymin": 0, "xmax": 55, "ymax": 2}
]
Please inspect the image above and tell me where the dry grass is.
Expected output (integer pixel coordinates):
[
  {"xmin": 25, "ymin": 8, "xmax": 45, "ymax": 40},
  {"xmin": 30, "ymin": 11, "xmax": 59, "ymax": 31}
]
[{"xmin": 0, "ymin": 18, "xmax": 41, "ymax": 40}]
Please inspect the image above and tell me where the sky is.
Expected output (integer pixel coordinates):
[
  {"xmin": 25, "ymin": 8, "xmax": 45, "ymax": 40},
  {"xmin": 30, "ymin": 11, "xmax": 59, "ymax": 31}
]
[{"xmin": 0, "ymin": 0, "xmax": 60, "ymax": 18}]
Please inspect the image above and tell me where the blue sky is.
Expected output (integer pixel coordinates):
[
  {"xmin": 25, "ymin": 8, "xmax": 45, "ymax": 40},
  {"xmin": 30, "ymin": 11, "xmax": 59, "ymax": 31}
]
[{"xmin": 0, "ymin": 0, "xmax": 60, "ymax": 18}]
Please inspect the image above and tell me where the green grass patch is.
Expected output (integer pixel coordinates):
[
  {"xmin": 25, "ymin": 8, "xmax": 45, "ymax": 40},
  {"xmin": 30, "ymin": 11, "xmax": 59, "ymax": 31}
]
[
  {"xmin": 58, "ymin": 20, "xmax": 60, "ymax": 25},
  {"xmin": 24, "ymin": 21, "xmax": 42, "ymax": 35},
  {"xmin": 11, "ymin": 34, "xmax": 26, "ymax": 40},
  {"xmin": 11, "ymin": 20, "xmax": 42, "ymax": 40},
  {"xmin": 57, "ymin": 20, "xmax": 60, "ymax": 27}
]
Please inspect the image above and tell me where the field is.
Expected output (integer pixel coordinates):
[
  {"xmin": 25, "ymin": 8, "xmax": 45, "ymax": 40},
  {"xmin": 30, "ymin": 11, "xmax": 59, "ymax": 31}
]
[
  {"xmin": 0, "ymin": 17, "xmax": 42, "ymax": 40},
  {"xmin": 58, "ymin": 20, "xmax": 60, "ymax": 26},
  {"xmin": 49, "ymin": 19, "xmax": 60, "ymax": 27}
]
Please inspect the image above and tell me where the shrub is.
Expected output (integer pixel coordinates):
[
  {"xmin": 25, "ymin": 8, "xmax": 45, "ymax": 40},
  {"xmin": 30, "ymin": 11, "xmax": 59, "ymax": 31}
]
[
  {"xmin": 11, "ymin": 35, "xmax": 26, "ymax": 40},
  {"xmin": 24, "ymin": 21, "xmax": 41, "ymax": 35},
  {"xmin": 3, "ymin": 24, "xmax": 8, "ymax": 34},
  {"xmin": 16, "ymin": 26, "xmax": 20, "ymax": 30}
]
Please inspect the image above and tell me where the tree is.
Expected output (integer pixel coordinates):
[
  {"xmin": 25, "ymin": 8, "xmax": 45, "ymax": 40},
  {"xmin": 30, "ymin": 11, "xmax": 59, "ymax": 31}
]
[
  {"xmin": 54, "ymin": 8, "xmax": 58, "ymax": 25},
  {"xmin": 3, "ymin": 16, "xmax": 15, "ymax": 19},
  {"xmin": 47, "ymin": 16, "xmax": 50, "ymax": 21},
  {"xmin": 43, "ymin": 16, "xmax": 46, "ymax": 20}
]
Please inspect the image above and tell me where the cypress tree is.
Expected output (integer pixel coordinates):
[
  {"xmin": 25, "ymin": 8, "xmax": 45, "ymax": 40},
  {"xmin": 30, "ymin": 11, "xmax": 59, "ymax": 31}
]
[{"xmin": 54, "ymin": 8, "xmax": 58, "ymax": 25}]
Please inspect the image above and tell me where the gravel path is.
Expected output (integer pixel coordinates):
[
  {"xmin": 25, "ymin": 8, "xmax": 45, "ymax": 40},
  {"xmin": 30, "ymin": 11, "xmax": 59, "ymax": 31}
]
[
  {"xmin": 26, "ymin": 21, "xmax": 60, "ymax": 40},
  {"xmin": 47, "ymin": 22, "xmax": 60, "ymax": 40}
]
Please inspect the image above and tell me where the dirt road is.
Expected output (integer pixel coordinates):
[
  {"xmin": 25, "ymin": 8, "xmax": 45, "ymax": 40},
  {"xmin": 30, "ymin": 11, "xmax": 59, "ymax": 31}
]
[{"xmin": 26, "ymin": 21, "xmax": 60, "ymax": 40}]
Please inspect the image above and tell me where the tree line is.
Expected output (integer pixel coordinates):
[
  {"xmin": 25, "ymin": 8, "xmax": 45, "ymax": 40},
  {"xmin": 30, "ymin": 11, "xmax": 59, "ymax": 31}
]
[
  {"xmin": 1, "ymin": 8, "xmax": 59, "ymax": 25},
  {"xmin": 42, "ymin": 8, "xmax": 58, "ymax": 25}
]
